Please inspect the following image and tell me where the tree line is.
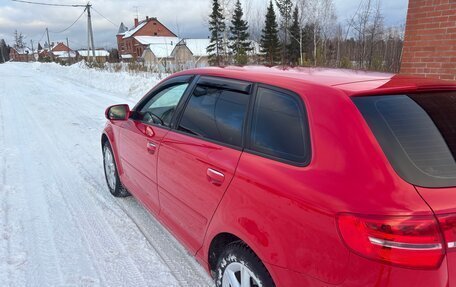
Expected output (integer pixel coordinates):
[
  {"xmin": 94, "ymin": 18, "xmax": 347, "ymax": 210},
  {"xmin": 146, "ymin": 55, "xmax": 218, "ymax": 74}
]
[{"xmin": 207, "ymin": 0, "xmax": 404, "ymax": 73}]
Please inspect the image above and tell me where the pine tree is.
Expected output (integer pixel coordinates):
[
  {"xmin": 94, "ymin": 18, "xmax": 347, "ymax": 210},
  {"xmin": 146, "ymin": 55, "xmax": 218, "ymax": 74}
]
[
  {"xmin": 207, "ymin": 0, "xmax": 226, "ymax": 66},
  {"xmin": 275, "ymin": 0, "xmax": 293, "ymax": 64},
  {"xmin": 0, "ymin": 39, "xmax": 6, "ymax": 63},
  {"xmin": 287, "ymin": 6, "xmax": 301, "ymax": 66},
  {"xmin": 260, "ymin": 1, "xmax": 281, "ymax": 66},
  {"xmin": 229, "ymin": 0, "xmax": 251, "ymax": 65}
]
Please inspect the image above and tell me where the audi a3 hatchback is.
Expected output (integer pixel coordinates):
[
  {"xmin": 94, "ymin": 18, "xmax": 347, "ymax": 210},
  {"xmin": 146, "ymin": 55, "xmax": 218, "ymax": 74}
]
[{"xmin": 102, "ymin": 66, "xmax": 456, "ymax": 287}]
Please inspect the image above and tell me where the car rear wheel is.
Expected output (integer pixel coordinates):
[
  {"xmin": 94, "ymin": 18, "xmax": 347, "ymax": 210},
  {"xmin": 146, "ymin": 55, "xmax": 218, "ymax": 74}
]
[
  {"xmin": 103, "ymin": 141, "xmax": 130, "ymax": 197},
  {"xmin": 216, "ymin": 242, "xmax": 275, "ymax": 287}
]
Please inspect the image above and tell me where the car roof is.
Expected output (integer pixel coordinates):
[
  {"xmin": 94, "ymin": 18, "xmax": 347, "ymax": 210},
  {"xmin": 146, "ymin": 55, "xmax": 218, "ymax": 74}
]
[{"xmin": 174, "ymin": 66, "xmax": 456, "ymax": 97}]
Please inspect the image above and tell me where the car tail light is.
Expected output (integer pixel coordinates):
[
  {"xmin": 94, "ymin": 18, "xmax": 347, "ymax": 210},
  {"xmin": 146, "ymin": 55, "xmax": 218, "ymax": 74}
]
[
  {"xmin": 337, "ymin": 214, "xmax": 444, "ymax": 269},
  {"xmin": 437, "ymin": 214, "xmax": 456, "ymax": 251}
]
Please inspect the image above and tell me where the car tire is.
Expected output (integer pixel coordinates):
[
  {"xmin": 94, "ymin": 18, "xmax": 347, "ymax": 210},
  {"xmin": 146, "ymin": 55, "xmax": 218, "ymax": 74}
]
[
  {"xmin": 103, "ymin": 141, "xmax": 130, "ymax": 197},
  {"xmin": 215, "ymin": 242, "xmax": 275, "ymax": 287}
]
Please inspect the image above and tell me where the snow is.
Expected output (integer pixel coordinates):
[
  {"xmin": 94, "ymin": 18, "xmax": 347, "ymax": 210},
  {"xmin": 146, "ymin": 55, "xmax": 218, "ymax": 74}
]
[
  {"xmin": 136, "ymin": 37, "xmax": 180, "ymax": 58},
  {"xmin": 11, "ymin": 47, "xmax": 32, "ymax": 55},
  {"xmin": 78, "ymin": 50, "xmax": 110, "ymax": 57},
  {"xmin": 135, "ymin": 36, "xmax": 179, "ymax": 46},
  {"xmin": 178, "ymin": 39, "xmax": 211, "ymax": 57},
  {"xmin": 123, "ymin": 22, "xmax": 148, "ymax": 39},
  {"xmin": 52, "ymin": 51, "xmax": 78, "ymax": 58},
  {"xmin": 0, "ymin": 62, "xmax": 214, "ymax": 287},
  {"xmin": 121, "ymin": 54, "xmax": 133, "ymax": 59}
]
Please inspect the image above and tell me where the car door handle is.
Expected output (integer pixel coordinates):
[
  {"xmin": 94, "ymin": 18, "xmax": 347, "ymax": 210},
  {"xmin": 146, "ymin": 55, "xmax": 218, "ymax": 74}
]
[
  {"xmin": 147, "ymin": 141, "xmax": 157, "ymax": 154},
  {"xmin": 207, "ymin": 168, "xmax": 225, "ymax": 186}
]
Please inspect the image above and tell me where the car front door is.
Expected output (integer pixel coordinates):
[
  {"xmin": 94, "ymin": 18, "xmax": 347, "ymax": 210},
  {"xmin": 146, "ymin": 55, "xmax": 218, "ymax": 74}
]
[
  {"xmin": 157, "ymin": 76, "xmax": 252, "ymax": 252},
  {"xmin": 118, "ymin": 76, "xmax": 193, "ymax": 214}
]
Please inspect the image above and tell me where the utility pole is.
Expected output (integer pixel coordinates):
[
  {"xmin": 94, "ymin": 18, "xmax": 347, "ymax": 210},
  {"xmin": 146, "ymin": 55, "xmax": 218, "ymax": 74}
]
[
  {"xmin": 66, "ymin": 37, "xmax": 71, "ymax": 64},
  {"xmin": 46, "ymin": 27, "xmax": 51, "ymax": 50},
  {"xmin": 86, "ymin": 3, "xmax": 96, "ymax": 62}
]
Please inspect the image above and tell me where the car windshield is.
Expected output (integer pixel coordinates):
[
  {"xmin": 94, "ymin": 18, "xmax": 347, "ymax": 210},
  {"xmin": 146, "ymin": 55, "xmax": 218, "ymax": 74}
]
[{"xmin": 354, "ymin": 92, "xmax": 456, "ymax": 188}]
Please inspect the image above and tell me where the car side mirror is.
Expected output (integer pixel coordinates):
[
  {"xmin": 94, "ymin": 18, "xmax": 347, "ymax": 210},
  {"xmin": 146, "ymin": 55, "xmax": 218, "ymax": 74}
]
[{"xmin": 105, "ymin": 104, "xmax": 130, "ymax": 121}]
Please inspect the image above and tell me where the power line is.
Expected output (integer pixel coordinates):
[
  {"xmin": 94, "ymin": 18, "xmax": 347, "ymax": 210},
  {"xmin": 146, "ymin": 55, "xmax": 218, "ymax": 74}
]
[
  {"xmin": 37, "ymin": 28, "xmax": 47, "ymax": 43},
  {"xmin": 49, "ymin": 7, "xmax": 86, "ymax": 34},
  {"xmin": 92, "ymin": 7, "xmax": 117, "ymax": 27},
  {"xmin": 11, "ymin": 0, "xmax": 86, "ymax": 7}
]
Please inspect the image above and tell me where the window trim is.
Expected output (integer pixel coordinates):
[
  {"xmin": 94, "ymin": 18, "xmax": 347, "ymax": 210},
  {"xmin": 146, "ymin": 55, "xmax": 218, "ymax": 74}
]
[
  {"xmin": 171, "ymin": 76, "xmax": 254, "ymax": 150},
  {"xmin": 131, "ymin": 75, "xmax": 196, "ymax": 129},
  {"xmin": 244, "ymin": 84, "xmax": 312, "ymax": 167}
]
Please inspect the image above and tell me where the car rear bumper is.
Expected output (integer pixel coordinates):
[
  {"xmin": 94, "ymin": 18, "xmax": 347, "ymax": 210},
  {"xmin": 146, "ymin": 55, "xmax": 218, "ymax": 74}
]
[{"xmin": 266, "ymin": 253, "xmax": 450, "ymax": 287}]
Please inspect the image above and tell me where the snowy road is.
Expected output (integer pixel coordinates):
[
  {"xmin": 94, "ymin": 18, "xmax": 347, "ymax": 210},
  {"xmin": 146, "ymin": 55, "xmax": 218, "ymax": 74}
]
[{"xmin": 0, "ymin": 62, "xmax": 214, "ymax": 287}]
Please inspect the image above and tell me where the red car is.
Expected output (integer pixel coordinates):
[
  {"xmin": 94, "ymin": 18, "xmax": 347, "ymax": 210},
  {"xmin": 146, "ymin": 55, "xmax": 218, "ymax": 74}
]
[{"xmin": 102, "ymin": 66, "xmax": 456, "ymax": 287}]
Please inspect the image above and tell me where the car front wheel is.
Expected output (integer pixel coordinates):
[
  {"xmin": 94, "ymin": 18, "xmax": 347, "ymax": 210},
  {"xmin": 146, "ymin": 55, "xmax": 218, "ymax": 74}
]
[
  {"xmin": 103, "ymin": 141, "xmax": 130, "ymax": 197},
  {"xmin": 216, "ymin": 242, "xmax": 275, "ymax": 287}
]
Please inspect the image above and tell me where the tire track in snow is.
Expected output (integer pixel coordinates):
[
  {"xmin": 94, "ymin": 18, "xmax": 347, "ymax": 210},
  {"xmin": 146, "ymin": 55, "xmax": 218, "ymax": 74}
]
[
  {"xmin": 73, "ymin": 161, "xmax": 214, "ymax": 287},
  {"xmin": 15, "ymin": 87, "xmax": 153, "ymax": 287},
  {"xmin": 3, "ymin": 92, "xmax": 65, "ymax": 286}
]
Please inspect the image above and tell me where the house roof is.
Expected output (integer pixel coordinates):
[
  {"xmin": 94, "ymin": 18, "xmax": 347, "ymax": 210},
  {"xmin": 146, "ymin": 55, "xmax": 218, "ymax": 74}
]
[
  {"xmin": 117, "ymin": 22, "xmax": 128, "ymax": 35},
  {"xmin": 122, "ymin": 17, "xmax": 177, "ymax": 39},
  {"xmin": 123, "ymin": 21, "xmax": 147, "ymax": 38},
  {"xmin": 177, "ymin": 39, "xmax": 211, "ymax": 57},
  {"xmin": 144, "ymin": 39, "xmax": 179, "ymax": 58},
  {"xmin": 78, "ymin": 50, "xmax": 110, "ymax": 57},
  {"xmin": 134, "ymin": 36, "xmax": 179, "ymax": 46},
  {"xmin": 173, "ymin": 39, "xmax": 260, "ymax": 57},
  {"xmin": 12, "ymin": 47, "xmax": 31, "ymax": 55},
  {"xmin": 52, "ymin": 50, "xmax": 77, "ymax": 58},
  {"xmin": 51, "ymin": 42, "xmax": 71, "ymax": 52}
]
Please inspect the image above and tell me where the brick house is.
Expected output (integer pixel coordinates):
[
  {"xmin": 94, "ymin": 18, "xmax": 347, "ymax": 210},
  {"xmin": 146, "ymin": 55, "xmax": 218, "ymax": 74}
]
[
  {"xmin": 39, "ymin": 42, "xmax": 78, "ymax": 62},
  {"xmin": 9, "ymin": 47, "xmax": 33, "ymax": 62},
  {"xmin": 401, "ymin": 0, "xmax": 456, "ymax": 81},
  {"xmin": 117, "ymin": 17, "xmax": 177, "ymax": 59}
]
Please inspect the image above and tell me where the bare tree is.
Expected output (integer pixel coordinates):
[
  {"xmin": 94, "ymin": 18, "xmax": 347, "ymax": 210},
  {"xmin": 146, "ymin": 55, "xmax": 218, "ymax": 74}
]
[
  {"xmin": 367, "ymin": 0, "xmax": 384, "ymax": 69},
  {"xmin": 298, "ymin": 0, "xmax": 336, "ymax": 66}
]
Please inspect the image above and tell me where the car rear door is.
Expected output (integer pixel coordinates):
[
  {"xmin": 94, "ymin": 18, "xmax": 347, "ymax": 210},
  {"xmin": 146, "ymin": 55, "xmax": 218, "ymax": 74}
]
[
  {"xmin": 118, "ymin": 76, "xmax": 193, "ymax": 214},
  {"xmin": 157, "ymin": 76, "xmax": 252, "ymax": 252}
]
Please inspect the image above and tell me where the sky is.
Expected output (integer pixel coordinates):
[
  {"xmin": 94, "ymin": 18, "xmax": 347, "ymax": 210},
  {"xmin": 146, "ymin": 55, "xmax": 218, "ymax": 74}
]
[{"xmin": 0, "ymin": 0, "xmax": 409, "ymax": 50}]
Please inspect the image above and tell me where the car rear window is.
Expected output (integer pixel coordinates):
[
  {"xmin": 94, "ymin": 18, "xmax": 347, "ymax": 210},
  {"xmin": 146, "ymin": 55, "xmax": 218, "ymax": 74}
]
[{"xmin": 353, "ymin": 92, "xmax": 456, "ymax": 188}]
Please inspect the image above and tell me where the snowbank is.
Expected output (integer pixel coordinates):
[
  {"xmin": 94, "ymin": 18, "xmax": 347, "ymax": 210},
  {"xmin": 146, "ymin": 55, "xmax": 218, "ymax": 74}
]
[{"xmin": 29, "ymin": 62, "xmax": 163, "ymax": 101}]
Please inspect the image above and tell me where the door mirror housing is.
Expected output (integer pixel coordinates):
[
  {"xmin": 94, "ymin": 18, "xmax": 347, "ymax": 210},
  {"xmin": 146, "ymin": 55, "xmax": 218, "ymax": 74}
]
[{"xmin": 105, "ymin": 104, "xmax": 130, "ymax": 121}]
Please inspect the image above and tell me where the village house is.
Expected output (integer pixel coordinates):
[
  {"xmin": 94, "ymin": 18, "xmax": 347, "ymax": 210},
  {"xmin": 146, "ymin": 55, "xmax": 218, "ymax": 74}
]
[
  {"xmin": 9, "ymin": 47, "xmax": 34, "ymax": 62},
  {"xmin": 117, "ymin": 16, "xmax": 177, "ymax": 59},
  {"xmin": 37, "ymin": 42, "xmax": 78, "ymax": 62},
  {"xmin": 141, "ymin": 36, "xmax": 179, "ymax": 69},
  {"xmin": 78, "ymin": 49, "xmax": 110, "ymax": 63},
  {"xmin": 171, "ymin": 38, "xmax": 211, "ymax": 69}
]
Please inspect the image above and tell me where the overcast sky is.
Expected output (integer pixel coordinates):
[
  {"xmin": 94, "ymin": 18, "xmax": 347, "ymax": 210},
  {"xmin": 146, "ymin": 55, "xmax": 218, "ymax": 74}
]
[{"xmin": 0, "ymin": 0, "xmax": 409, "ymax": 49}]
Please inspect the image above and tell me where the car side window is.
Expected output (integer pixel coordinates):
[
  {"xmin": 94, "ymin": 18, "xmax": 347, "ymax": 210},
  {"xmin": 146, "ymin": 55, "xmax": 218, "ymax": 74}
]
[
  {"xmin": 139, "ymin": 83, "xmax": 189, "ymax": 126},
  {"xmin": 177, "ymin": 84, "xmax": 249, "ymax": 147},
  {"xmin": 249, "ymin": 87, "xmax": 309, "ymax": 164}
]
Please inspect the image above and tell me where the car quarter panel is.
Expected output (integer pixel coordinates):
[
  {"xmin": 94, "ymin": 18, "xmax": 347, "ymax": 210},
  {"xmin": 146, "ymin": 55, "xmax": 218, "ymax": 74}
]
[{"xmin": 199, "ymin": 83, "xmax": 434, "ymax": 285}]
